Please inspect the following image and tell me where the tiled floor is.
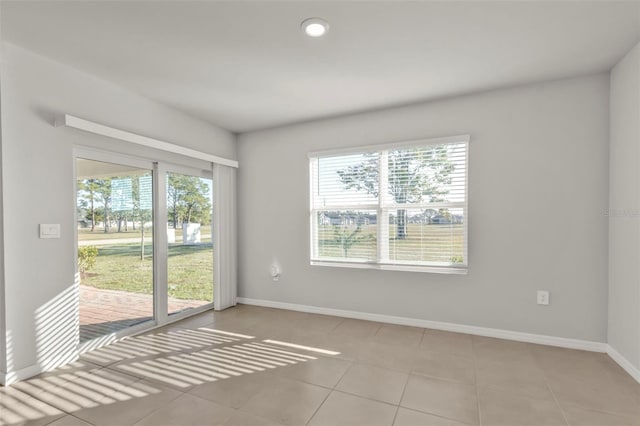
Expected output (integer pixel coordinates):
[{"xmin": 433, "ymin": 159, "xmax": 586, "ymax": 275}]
[
  {"xmin": 79, "ymin": 285, "xmax": 208, "ymax": 342},
  {"xmin": 2, "ymin": 304, "xmax": 640, "ymax": 426}
]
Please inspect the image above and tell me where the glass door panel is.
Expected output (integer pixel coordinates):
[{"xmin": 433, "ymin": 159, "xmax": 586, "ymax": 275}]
[
  {"xmin": 76, "ymin": 158, "xmax": 154, "ymax": 343},
  {"xmin": 166, "ymin": 172, "xmax": 214, "ymax": 315}
]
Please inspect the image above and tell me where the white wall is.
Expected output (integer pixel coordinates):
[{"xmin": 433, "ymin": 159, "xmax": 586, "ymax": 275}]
[
  {"xmin": 0, "ymin": 43, "xmax": 236, "ymax": 382},
  {"xmin": 238, "ymin": 74, "xmax": 610, "ymax": 343},
  {"xmin": 609, "ymin": 41, "xmax": 640, "ymax": 372},
  {"xmin": 0, "ymin": 6, "xmax": 6, "ymax": 377}
]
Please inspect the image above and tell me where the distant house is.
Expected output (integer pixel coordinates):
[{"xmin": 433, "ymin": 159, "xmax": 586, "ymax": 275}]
[
  {"xmin": 318, "ymin": 212, "xmax": 377, "ymax": 226},
  {"xmin": 430, "ymin": 214, "xmax": 464, "ymax": 225},
  {"xmin": 452, "ymin": 214, "xmax": 464, "ymax": 224},
  {"xmin": 318, "ymin": 213, "xmax": 331, "ymax": 225},
  {"xmin": 430, "ymin": 214, "xmax": 451, "ymax": 224}
]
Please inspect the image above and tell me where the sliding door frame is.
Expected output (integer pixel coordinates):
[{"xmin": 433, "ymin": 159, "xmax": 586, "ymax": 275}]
[
  {"xmin": 160, "ymin": 162, "xmax": 215, "ymax": 323},
  {"xmin": 74, "ymin": 146, "xmax": 215, "ymax": 354},
  {"xmin": 74, "ymin": 147, "xmax": 158, "ymax": 353}
]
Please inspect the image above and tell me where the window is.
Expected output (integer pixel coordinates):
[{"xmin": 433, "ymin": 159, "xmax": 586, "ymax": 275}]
[{"xmin": 309, "ymin": 135, "xmax": 468, "ymax": 273}]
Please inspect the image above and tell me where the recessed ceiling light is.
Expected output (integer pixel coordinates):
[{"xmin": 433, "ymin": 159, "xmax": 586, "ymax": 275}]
[{"xmin": 301, "ymin": 17, "xmax": 329, "ymax": 38}]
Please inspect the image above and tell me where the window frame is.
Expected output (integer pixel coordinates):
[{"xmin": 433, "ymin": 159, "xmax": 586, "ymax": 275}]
[{"xmin": 309, "ymin": 134, "xmax": 469, "ymax": 274}]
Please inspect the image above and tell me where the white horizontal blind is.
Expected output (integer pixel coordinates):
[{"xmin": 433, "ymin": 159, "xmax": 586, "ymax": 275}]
[{"xmin": 309, "ymin": 136, "xmax": 468, "ymax": 272}]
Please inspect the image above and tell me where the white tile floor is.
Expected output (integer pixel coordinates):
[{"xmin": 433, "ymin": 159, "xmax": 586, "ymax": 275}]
[{"xmin": 1, "ymin": 304, "xmax": 640, "ymax": 426}]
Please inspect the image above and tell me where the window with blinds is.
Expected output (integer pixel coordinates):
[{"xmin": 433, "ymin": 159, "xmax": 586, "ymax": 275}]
[{"xmin": 309, "ymin": 135, "xmax": 468, "ymax": 273}]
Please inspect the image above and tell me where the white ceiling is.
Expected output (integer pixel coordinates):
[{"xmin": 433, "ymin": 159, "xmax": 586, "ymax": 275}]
[{"xmin": 2, "ymin": 1, "xmax": 639, "ymax": 133}]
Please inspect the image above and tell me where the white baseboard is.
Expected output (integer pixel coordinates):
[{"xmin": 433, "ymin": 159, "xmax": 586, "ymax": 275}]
[
  {"xmin": 0, "ymin": 363, "xmax": 44, "ymax": 386},
  {"xmin": 236, "ymin": 297, "xmax": 608, "ymax": 353},
  {"xmin": 607, "ymin": 345, "xmax": 640, "ymax": 383},
  {"xmin": 0, "ymin": 351, "xmax": 80, "ymax": 386}
]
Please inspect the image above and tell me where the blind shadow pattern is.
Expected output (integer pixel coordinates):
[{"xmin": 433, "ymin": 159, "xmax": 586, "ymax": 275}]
[{"xmin": 0, "ymin": 326, "xmax": 339, "ymax": 425}]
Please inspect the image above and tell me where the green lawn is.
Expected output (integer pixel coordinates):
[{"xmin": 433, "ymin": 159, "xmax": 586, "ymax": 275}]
[
  {"xmin": 318, "ymin": 223, "xmax": 464, "ymax": 263},
  {"xmin": 80, "ymin": 242, "xmax": 213, "ymax": 301}
]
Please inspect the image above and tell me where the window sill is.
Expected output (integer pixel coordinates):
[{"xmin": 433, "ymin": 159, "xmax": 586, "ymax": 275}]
[{"xmin": 310, "ymin": 260, "xmax": 468, "ymax": 275}]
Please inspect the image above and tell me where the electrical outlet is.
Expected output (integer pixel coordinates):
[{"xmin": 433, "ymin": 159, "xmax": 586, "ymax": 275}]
[
  {"xmin": 537, "ymin": 290, "xmax": 550, "ymax": 305},
  {"xmin": 270, "ymin": 264, "xmax": 281, "ymax": 281}
]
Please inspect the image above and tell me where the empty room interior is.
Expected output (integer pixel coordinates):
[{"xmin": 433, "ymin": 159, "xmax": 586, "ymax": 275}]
[{"xmin": 0, "ymin": 1, "xmax": 640, "ymax": 425}]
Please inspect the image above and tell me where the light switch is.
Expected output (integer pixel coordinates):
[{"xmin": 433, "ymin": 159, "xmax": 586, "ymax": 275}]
[{"xmin": 40, "ymin": 224, "xmax": 60, "ymax": 239}]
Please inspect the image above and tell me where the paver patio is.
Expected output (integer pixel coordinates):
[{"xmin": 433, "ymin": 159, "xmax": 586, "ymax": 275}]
[{"xmin": 79, "ymin": 284, "xmax": 209, "ymax": 342}]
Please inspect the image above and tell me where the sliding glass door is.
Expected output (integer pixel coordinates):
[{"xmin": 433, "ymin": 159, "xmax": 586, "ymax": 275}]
[
  {"xmin": 76, "ymin": 157, "xmax": 155, "ymax": 343},
  {"xmin": 76, "ymin": 151, "xmax": 215, "ymax": 346},
  {"xmin": 166, "ymin": 171, "xmax": 214, "ymax": 316}
]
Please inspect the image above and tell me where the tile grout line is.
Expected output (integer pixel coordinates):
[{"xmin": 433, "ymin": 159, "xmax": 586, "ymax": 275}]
[
  {"xmin": 307, "ymin": 358, "xmax": 405, "ymax": 424},
  {"xmin": 390, "ymin": 404, "xmax": 400, "ymax": 426},
  {"xmin": 303, "ymin": 384, "xmax": 334, "ymax": 426},
  {"xmin": 394, "ymin": 372, "xmax": 471, "ymax": 425},
  {"xmin": 328, "ymin": 317, "xmax": 345, "ymax": 333},
  {"xmin": 329, "ymin": 387, "xmax": 403, "ymax": 410},
  {"xmin": 392, "ymin": 364, "xmax": 413, "ymax": 425},
  {"xmin": 68, "ymin": 413, "xmax": 97, "ymax": 426},
  {"xmin": 534, "ymin": 348, "xmax": 571, "ymax": 426},
  {"xmin": 418, "ymin": 327, "xmax": 427, "ymax": 347},
  {"xmin": 331, "ymin": 361, "xmax": 355, "ymax": 392},
  {"xmin": 541, "ymin": 369, "xmax": 640, "ymax": 423},
  {"xmin": 472, "ymin": 336, "xmax": 483, "ymax": 426},
  {"xmin": 121, "ymin": 375, "xmax": 187, "ymax": 426},
  {"xmin": 409, "ymin": 368, "xmax": 477, "ymax": 387},
  {"xmin": 545, "ymin": 381, "xmax": 570, "ymax": 425}
]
